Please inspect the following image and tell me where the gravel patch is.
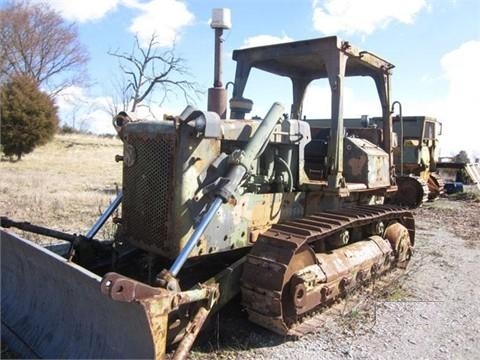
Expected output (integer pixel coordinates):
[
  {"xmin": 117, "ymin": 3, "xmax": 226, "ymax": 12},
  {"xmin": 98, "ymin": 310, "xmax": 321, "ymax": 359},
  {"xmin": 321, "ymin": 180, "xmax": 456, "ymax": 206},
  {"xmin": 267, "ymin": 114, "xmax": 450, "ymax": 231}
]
[{"xmin": 190, "ymin": 198, "xmax": 480, "ymax": 359}]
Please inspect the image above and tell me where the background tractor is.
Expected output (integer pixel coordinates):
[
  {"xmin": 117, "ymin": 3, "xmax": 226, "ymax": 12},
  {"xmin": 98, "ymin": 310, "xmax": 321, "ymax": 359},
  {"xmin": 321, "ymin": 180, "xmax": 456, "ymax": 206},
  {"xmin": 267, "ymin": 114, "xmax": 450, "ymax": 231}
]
[
  {"xmin": 310, "ymin": 115, "xmax": 444, "ymax": 206},
  {"xmin": 390, "ymin": 115, "xmax": 444, "ymax": 204}
]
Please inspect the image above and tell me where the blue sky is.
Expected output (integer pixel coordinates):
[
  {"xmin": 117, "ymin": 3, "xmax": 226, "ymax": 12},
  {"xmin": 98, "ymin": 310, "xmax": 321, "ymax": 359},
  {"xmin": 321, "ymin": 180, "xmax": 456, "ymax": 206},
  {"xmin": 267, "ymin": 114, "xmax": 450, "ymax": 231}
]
[{"xmin": 15, "ymin": 0, "xmax": 480, "ymax": 158}]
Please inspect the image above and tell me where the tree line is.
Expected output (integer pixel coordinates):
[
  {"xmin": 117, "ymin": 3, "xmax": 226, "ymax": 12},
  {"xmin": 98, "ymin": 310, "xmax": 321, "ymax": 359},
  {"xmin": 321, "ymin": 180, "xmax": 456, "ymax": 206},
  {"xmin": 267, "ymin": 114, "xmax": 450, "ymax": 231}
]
[{"xmin": 1, "ymin": 0, "xmax": 197, "ymax": 160}]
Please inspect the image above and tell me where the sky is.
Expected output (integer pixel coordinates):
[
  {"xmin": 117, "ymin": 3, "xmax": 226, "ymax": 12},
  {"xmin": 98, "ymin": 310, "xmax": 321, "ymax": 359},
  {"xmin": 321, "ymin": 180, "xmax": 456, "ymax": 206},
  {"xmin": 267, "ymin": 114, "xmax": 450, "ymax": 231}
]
[{"xmin": 8, "ymin": 0, "xmax": 480, "ymax": 158}]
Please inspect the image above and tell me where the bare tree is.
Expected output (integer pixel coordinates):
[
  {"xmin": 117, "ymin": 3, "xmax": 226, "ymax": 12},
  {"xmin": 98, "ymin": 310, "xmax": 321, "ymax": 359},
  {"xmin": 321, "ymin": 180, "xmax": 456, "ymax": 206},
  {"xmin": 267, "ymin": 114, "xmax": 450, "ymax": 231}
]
[
  {"xmin": 62, "ymin": 94, "xmax": 98, "ymax": 131},
  {"xmin": 0, "ymin": 1, "xmax": 89, "ymax": 96},
  {"xmin": 454, "ymin": 150, "xmax": 471, "ymax": 164},
  {"xmin": 105, "ymin": 73, "xmax": 132, "ymax": 117},
  {"xmin": 108, "ymin": 33, "xmax": 200, "ymax": 113}
]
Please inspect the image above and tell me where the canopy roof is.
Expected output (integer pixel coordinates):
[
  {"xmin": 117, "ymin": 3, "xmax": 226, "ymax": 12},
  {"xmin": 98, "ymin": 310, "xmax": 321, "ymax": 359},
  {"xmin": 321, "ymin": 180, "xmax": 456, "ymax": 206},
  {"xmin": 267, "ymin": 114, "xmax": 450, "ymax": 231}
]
[{"xmin": 232, "ymin": 36, "xmax": 394, "ymax": 80}]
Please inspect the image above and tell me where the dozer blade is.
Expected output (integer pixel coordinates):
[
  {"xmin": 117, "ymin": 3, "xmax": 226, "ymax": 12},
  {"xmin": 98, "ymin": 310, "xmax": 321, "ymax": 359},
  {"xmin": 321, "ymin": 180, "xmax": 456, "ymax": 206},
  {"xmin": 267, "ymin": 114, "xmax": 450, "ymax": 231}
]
[{"xmin": 1, "ymin": 229, "xmax": 166, "ymax": 359}]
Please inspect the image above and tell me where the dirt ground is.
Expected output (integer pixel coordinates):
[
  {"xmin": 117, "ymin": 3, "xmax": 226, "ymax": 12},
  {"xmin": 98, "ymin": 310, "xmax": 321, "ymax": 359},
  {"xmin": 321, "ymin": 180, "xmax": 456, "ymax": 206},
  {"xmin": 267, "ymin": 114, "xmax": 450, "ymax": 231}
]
[
  {"xmin": 2, "ymin": 194, "xmax": 479, "ymax": 359},
  {"xmin": 2, "ymin": 134, "xmax": 479, "ymax": 359},
  {"xmin": 187, "ymin": 196, "xmax": 480, "ymax": 359}
]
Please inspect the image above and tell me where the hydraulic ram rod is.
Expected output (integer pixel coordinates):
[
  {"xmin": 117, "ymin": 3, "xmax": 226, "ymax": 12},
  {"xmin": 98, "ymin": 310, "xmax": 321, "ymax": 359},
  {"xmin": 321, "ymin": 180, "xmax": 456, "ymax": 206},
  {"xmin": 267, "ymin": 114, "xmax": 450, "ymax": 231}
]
[
  {"xmin": 85, "ymin": 192, "xmax": 123, "ymax": 240},
  {"xmin": 168, "ymin": 102, "xmax": 284, "ymax": 277},
  {"xmin": 169, "ymin": 197, "xmax": 223, "ymax": 276}
]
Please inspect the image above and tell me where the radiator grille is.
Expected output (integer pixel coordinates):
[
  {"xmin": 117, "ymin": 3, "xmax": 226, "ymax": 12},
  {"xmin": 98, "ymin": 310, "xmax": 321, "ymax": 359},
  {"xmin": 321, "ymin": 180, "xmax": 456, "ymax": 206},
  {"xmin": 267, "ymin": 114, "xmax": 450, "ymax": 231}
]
[{"xmin": 123, "ymin": 134, "xmax": 176, "ymax": 253}]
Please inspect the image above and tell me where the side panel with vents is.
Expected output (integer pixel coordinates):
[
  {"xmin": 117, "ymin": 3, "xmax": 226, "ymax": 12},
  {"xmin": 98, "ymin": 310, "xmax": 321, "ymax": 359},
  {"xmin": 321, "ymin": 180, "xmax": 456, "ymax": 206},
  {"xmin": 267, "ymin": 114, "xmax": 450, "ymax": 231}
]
[{"xmin": 121, "ymin": 122, "xmax": 176, "ymax": 255}]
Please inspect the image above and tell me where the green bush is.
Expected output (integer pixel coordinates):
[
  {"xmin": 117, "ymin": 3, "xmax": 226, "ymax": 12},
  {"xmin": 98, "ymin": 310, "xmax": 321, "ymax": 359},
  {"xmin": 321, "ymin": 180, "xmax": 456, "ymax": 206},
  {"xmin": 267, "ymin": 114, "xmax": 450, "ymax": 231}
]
[
  {"xmin": 1, "ymin": 75, "xmax": 58, "ymax": 160},
  {"xmin": 59, "ymin": 124, "xmax": 78, "ymax": 134}
]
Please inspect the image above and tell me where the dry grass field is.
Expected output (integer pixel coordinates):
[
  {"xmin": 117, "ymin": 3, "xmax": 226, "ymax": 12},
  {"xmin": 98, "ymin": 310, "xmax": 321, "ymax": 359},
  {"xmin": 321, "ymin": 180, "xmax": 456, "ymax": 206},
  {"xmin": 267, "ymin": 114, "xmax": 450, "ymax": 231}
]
[
  {"xmin": 2, "ymin": 132, "xmax": 480, "ymax": 359},
  {"xmin": 0, "ymin": 133, "xmax": 123, "ymax": 243}
]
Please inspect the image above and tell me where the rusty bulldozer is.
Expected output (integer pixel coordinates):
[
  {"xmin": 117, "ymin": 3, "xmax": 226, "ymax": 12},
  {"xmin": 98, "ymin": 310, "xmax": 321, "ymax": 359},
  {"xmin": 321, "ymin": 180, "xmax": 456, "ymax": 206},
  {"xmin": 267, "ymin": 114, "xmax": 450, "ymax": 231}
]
[
  {"xmin": 391, "ymin": 115, "xmax": 445, "ymax": 204},
  {"xmin": 1, "ymin": 15, "xmax": 416, "ymax": 359},
  {"xmin": 309, "ymin": 115, "xmax": 445, "ymax": 207}
]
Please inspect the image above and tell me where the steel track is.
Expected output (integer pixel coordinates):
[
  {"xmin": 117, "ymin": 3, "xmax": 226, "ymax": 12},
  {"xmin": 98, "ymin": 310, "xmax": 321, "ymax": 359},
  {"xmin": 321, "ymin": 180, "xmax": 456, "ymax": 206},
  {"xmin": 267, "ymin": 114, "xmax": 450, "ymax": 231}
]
[{"xmin": 241, "ymin": 204, "xmax": 414, "ymax": 336}]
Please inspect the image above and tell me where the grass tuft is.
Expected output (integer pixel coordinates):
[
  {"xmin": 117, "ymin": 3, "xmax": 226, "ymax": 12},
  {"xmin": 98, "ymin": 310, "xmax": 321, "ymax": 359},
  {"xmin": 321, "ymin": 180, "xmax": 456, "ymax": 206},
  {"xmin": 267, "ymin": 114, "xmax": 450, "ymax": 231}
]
[
  {"xmin": 448, "ymin": 189, "xmax": 480, "ymax": 202},
  {"xmin": 385, "ymin": 285, "xmax": 410, "ymax": 302}
]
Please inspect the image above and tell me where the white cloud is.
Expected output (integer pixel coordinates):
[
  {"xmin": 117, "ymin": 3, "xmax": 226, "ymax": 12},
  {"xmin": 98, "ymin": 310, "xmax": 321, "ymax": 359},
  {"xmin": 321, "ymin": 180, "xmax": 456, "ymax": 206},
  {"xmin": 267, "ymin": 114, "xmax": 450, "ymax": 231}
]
[
  {"xmin": 437, "ymin": 41, "xmax": 480, "ymax": 158},
  {"xmin": 132, "ymin": 103, "xmax": 178, "ymax": 119},
  {"xmin": 57, "ymin": 86, "xmax": 116, "ymax": 134},
  {"xmin": 241, "ymin": 34, "xmax": 293, "ymax": 49},
  {"xmin": 56, "ymin": 86, "xmax": 184, "ymax": 134},
  {"xmin": 302, "ymin": 84, "xmax": 331, "ymax": 118},
  {"xmin": 56, "ymin": 86, "xmax": 84, "ymax": 106},
  {"xmin": 127, "ymin": 0, "xmax": 194, "ymax": 47},
  {"xmin": 312, "ymin": 0, "xmax": 427, "ymax": 35},
  {"xmin": 42, "ymin": 0, "xmax": 119, "ymax": 22},
  {"xmin": 81, "ymin": 109, "xmax": 115, "ymax": 134},
  {"xmin": 441, "ymin": 40, "xmax": 480, "ymax": 100},
  {"xmin": 302, "ymin": 82, "xmax": 380, "ymax": 119},
  {"xmin": 41, "ymin": 0, "xmax": 193, "ymax": 48},
  {"xmin": 398, "ymin": 41, "xmax": 480, "ymax": 159}
]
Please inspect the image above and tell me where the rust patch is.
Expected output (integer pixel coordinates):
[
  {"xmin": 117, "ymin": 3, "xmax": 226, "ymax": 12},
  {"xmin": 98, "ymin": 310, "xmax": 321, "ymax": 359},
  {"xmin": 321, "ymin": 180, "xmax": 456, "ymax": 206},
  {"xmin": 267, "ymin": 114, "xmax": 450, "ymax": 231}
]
[
  {"xmin": 348, "ymin": 156, "xmax": 367, "ymax": 177},
  {"xmin": 101, "ymin": 273, "xmax": 219, "ymax": 360}
]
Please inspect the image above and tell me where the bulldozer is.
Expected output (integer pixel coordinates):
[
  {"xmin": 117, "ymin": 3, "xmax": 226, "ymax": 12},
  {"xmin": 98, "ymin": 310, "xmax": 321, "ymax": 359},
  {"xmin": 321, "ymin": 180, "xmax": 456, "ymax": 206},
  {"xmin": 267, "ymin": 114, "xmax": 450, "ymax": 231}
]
[
  {"xmin": 1, "ymin": 21, "xmax": 415, "ymax": 359},
  {"xmin": 391, "ymin": 115, "xmax": 444, "ymax": 204},
  {"xmin": 308, "ymin": 114, "xmax": 444, "ymax": 206}
]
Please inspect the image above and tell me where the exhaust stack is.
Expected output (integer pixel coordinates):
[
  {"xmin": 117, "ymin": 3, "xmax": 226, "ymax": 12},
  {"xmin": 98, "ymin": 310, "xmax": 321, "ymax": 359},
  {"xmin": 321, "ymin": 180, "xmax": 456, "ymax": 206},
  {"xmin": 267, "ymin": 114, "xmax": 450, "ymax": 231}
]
[{"xmin": 207, "ymin": 8, "xmax": 231, "ymax": 119}]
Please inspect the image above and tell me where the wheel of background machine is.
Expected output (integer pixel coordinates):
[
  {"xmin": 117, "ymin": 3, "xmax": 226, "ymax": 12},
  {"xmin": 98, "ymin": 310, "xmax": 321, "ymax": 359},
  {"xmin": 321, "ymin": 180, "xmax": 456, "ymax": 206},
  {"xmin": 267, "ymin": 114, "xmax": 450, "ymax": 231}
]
[{"xmin": 392, "ymin": 176, "xmax": 428, "ymax": 208}]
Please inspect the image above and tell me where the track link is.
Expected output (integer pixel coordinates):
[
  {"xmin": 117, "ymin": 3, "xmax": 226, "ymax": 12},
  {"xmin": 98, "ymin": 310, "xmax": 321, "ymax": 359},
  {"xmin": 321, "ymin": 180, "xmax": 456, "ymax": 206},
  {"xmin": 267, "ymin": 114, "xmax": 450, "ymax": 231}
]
[
  {"xmin": 428, "ymin": 173, "xmax": 445, "ymax": 200},
  {"xmin": 392, "ymin": 175, "xmax": 429, "ymax": 207},
  {"xmin": 240, "ymin": 204, "xmax": 414, "ymax": 336}
]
